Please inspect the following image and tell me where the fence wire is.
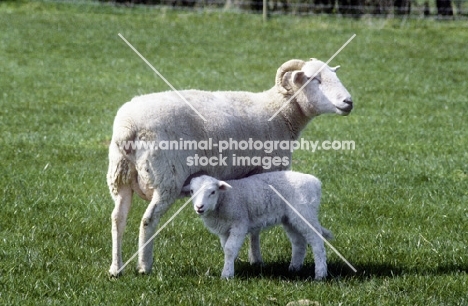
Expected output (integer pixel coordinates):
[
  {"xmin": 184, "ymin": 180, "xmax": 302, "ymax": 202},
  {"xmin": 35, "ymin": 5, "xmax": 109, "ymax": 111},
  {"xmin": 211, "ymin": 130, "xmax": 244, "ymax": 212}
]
[{"xmin": 101, "ymin": 0, "xmax": 466, "ymax": 17}]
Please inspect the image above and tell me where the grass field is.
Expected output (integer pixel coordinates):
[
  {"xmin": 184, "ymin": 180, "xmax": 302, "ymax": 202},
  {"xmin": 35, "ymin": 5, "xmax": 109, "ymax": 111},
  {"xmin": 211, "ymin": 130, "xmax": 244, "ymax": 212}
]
[{"xmin": 1, "ymin": 1, "xmax": 467, "ymax": 304}]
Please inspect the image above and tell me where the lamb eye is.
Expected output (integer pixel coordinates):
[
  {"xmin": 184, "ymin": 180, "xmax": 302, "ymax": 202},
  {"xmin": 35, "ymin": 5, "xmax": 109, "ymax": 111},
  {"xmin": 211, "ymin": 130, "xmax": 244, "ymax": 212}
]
[{"xmin": 210, "ymin": 190, "xmax": 215, "ymax": 195}]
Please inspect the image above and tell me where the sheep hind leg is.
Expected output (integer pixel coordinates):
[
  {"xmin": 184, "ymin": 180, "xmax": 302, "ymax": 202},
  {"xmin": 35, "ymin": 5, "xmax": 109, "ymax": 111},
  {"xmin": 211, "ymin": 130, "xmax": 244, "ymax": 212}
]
[
  {"xmin": 107, "ymin": 143, "xmax": 134, "ymax": 277},
  {"xmin": 137, "ymin": 192, "xmax": 177, "ymax": 275},
  {"xmin": 283, "ymin": 223, "xmax": 307, "ymax": 272},
  {"xmin": 109, "ymin": 184, "xmax": 133, "ymax": 277},
  {"xmin": 248, "ymin": 229, "xmax": 263, "ymax": 265},
  {"xmin": 300, "ymin": 219, "xmax": 328, "ymax": 281}
]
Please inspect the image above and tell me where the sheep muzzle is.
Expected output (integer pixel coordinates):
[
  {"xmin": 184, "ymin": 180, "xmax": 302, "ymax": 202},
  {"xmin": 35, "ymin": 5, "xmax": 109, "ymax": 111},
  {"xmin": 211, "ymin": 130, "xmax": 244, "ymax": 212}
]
[{"xmin": 336, "ymin": 98, "xmax": 353, "ymax": 114}]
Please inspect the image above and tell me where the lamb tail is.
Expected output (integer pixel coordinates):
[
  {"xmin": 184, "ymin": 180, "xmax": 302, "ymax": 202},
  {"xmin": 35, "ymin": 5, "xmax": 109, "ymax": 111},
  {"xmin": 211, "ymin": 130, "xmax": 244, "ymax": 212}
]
[{"xmin": 321, "ymin": 227, "xmax": 334, "ymax": 240}]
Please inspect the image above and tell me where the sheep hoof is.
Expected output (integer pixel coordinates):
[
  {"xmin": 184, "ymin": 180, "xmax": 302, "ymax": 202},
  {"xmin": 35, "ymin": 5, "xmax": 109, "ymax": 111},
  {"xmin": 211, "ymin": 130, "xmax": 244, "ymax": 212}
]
[
  {"xmin": 138, "ymin": 269, "xmax": 151, "ymax": 275},
  {"xmin": 137, "ymin": 265, "xmax": 152, "ymax": 275},
  {"xmin": 109, "ymin": 266, "xmax": 122, "ymax": 277},
  {"xmin": 109, "ymin": 271, "xmax": 122, "ymax": 278}
]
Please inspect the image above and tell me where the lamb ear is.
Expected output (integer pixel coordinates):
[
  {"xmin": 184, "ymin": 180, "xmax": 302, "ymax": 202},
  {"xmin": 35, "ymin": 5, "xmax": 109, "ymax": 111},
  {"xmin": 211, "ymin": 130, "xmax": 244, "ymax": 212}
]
[{"xmin": 218, "ymin": 181, "xmax": 232, "ymax": 191}]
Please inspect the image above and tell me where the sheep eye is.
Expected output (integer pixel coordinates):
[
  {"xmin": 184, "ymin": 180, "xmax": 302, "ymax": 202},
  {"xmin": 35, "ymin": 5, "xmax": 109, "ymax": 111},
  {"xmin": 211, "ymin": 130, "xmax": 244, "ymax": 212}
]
[
  {"xmin": 210, "ymin": 190, "xmax": 215, "ymax": 195},
  {"xmin": 190, "ymin": 189, "xmax": 193, "ymax": 194}
]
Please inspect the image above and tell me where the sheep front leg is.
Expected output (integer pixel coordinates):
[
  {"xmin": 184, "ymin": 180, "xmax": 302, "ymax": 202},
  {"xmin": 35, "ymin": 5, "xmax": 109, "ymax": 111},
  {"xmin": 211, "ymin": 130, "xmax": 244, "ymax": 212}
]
[
  {"xmin": 109, "ymin": 184, "xmax": 133, "ymax": 277},
  {"xmin": 221, "ymin": 228, "xmax": 247, "ymax": 279},
  {"xmin": 219, "ymin": 234, "xmax": 228, "ymax": 249},
  {"xmin": 137, "ymin": 194, "xmax": 175, "ymax": 274}
]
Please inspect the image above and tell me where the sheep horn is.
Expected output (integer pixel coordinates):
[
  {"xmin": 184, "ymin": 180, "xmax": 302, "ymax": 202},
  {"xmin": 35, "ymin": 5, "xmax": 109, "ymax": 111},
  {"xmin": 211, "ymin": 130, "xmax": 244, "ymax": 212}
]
[
  {"xmin": 276, "ymin": 59, "xmax": 306, "ymax": 94},
  {"xmin": 331, "ymin": 65, "xmax": 341, "ymax": 72}
]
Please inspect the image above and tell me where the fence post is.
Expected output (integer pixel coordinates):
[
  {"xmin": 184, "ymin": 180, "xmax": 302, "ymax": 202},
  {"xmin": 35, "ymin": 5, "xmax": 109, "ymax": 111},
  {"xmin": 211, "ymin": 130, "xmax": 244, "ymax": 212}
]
[{"xmin": 263, "ymin": 0, "xmax": 268, "ymax": 21}]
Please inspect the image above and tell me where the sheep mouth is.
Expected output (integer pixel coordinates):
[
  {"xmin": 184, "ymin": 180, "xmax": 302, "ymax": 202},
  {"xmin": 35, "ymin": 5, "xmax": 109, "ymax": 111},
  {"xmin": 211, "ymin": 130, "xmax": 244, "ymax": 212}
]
[
  {"xmin": 336, "ymin": 104, "xmax": 353, "ymax": 115},
  {"xmin": 196, "ymin": 209, "xmax": 205, "ymax": 214}
]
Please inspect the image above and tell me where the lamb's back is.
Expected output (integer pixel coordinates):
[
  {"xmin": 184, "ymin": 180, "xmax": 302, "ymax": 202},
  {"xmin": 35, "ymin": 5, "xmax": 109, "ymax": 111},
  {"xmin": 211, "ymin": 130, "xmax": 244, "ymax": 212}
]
[{"xmin": 227, "ymin": 171, "xmax": 321, "ymax": 213}]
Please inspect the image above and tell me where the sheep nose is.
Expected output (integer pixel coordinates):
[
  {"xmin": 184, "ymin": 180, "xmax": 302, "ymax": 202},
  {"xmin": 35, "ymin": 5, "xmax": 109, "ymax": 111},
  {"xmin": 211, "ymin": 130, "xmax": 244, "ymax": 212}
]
[
  {"xmin": 195, "ymin": 204, "xmax": 204, "ymax": 214},
  {"xmin": 341, "ymin": 98, "xmax": 353, "ymax": 112}
]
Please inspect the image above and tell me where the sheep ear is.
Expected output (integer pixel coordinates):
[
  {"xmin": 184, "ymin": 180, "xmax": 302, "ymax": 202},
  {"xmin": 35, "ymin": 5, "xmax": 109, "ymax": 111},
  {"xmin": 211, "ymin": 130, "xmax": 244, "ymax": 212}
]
[
  {"xmin": 218, "ymin": 181, "xmax": 232, "ymax": 191},
  {"xmin": 331, "ymin": 65, "xmax": 341, "ymax": 72},
  {"xmin": 292, "ymin": 71, "xmax": 306, "ymax": 86}
]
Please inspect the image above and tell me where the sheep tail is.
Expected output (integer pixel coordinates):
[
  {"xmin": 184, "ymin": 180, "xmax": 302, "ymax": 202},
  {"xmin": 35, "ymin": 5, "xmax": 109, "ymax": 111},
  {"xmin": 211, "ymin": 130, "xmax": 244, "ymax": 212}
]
[
  {"xmin": 321, "ymin": 227, "xmax": 334, "ymax": 240},
  {"xmin": 107, "ymin": 140, "xmax": 135, "ymax": 195},
  {"xmin": 109, "ymin": 105, "xmax": 140, "ymax": 156}
]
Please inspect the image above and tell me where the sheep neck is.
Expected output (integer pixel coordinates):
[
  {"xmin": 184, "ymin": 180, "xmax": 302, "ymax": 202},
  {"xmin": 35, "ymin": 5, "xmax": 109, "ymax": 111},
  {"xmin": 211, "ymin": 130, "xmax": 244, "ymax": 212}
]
[
  {"xmin": 258, "ymin": 88, "xmax": 312, "ymax": 140},
  {"xmin": 213, "ymin": 191, "xmax": 228, "ymax": 214},
  {"xmin": 278, "ymin": 97, "xmax": 313, "ymax": 140}
]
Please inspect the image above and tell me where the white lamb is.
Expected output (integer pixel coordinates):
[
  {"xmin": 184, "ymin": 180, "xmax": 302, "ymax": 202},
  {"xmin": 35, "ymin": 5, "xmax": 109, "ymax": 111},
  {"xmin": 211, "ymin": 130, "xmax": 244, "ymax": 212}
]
[
  {"xmin": 108, "ymin": 58, "xmax": 352, "ymax": 276},
  {"xmin": 186, "ymin": 172, "xmax": 332, "ymax": 280}
]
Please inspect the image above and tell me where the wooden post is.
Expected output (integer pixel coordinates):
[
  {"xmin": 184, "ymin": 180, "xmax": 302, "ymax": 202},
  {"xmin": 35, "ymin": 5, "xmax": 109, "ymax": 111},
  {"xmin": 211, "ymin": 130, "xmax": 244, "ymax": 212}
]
[{"xmin": 263, "ymin": 0, "xmax": 268, "ymax": 21}]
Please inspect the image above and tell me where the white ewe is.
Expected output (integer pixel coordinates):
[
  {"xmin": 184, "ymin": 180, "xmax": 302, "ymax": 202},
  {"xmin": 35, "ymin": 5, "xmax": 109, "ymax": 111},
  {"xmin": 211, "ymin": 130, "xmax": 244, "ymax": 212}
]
[
  {"xmin": 187, "ymin": 172, "xmax": 332, "ymax": 280},
  {"xmin": 108, "ymin": 58, "xmax": 352, "ymax": 276}
]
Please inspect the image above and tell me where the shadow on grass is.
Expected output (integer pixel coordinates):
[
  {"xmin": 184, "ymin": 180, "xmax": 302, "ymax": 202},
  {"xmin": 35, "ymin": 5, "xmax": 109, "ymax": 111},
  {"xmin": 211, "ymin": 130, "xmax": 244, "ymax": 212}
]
[{"xmin": 231, "ymin": 260, "xmax": 468, "ymax": 282}]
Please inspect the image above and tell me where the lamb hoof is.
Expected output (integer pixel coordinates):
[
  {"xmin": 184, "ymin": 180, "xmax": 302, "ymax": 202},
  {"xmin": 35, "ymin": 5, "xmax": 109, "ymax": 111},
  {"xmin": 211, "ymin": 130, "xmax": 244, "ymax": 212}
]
[
  {"xmin": 314, "ymin": 271, "xmax": 327, "ymax": 281},
  {"xmin": 288, "ymin": 264, "xmax": 302, "ymax": 272},
  {"xmin": 250, "ymin": 261, "xmax": 264, "ymax": 266},
  {"xmin": 314, "ymin": 275, "xmax": 326, "ymax": 281}
]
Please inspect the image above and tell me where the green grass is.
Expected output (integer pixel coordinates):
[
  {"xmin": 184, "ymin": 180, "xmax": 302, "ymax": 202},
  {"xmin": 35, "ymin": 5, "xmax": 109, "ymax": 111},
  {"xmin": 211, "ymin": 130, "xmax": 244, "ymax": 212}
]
[{"xmin": 1, "ymin": 1, "xmax": 467, "ymax": 304}]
